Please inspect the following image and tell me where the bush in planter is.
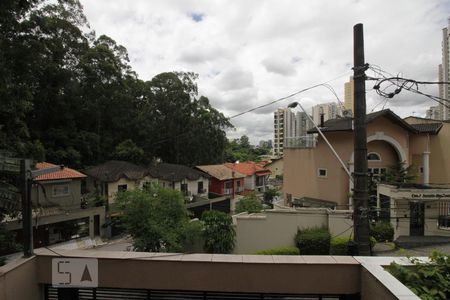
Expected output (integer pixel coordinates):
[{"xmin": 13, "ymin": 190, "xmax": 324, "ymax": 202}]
[
  {"xmin": 330, "ymin": 237, "xmax": 351, "ymax": 255},
  {"xmin": 295, "ymin": 227, "xmax": 330, "ymax": 255},
  {"xmin": 255, "ymin": 247, "xmax": 300, "ymax": 255},
  {"xmin": 370, "ymin": 222, "xmax": 394, "ymax": 242}
]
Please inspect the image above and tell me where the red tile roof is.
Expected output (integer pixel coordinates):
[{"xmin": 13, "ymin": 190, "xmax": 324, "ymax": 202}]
[
  {"xmin": 34, "ymin": 162, "xmax": 86, "ymax": 181},
  {"xmin": 224, "ymin": 162, "xmax": 271, "ymax": 176}
]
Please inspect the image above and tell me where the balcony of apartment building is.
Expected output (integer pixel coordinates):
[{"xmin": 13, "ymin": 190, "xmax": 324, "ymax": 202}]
[
  {"xmin": 284, "ymin": 135, "xmax": 317, "ymax": 149},
  {"xmin": 0, "ymin": 248, "xmax": 422, "ymax": 300}
]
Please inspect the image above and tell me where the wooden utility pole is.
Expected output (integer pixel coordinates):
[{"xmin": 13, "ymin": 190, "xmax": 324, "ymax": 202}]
[{"xmin": 353, "ymin": 23, "xmax": 371, "ymax": 255}]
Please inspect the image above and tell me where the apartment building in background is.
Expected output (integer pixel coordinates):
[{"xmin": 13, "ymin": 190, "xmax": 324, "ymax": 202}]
[
  {"xmin": 273, "ymin": 108, "xmax": 313, "ymax": 157},
  {"xmin": 344, "ymin": 76, "xmax": 354, "ymax": 112},
  {"xmin": 311, "ymin": 102, "xmax": 343, "ymax": 126},
  {"xmin": 425, "ymin": 105, "xmax": 442, "ymax": 120},
  {"xmin": 438, "ymin": 19, "xmax": 449, "ymax": 120}
]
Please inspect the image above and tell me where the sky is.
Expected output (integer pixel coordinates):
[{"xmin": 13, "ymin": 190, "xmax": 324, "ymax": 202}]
[{"xmin": 79, "ymin": 0, "xmax": 449, "ymax": 144}]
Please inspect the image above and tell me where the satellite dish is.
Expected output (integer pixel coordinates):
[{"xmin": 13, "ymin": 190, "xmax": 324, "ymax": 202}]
[{"xmin": 342, "ymin": 109, "xmax": 353, "ymax": 118}]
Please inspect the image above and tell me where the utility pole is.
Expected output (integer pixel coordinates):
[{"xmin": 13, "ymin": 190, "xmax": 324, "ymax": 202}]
[
  {"xmin": 353, "ymin": 23, "xmax": 371, "ymax": 255},
  {"xmin": 20, "ymin": 159, "xmax": 33, "ymax": 258}
]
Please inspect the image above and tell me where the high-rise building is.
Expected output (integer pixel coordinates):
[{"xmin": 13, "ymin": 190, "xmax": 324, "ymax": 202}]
[
  {"xmin": 425, "ymin": 105, "xmax": 442, "ymax": 120},
  {"xmin": 438, "ymin": 19, "xmax": 450, "ymax": 120},
  {"xmin": 344, "ymin": 77, "xmax": 354, "ymax": 112},
  {"xmin": 311, "ymin": 102, "xmax": 342, "ymax": 126},
  {"xmin": 273, "ymin": 108, "xmax": 313, "ymax": 157}
]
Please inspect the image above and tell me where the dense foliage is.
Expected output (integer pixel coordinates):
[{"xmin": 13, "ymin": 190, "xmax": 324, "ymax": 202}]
[
  {"xmin": 255, "ymin": 247, "xmax": 300, "ymax": 255},
  {"xmin": 330, "ymin": 236, "xmax": 351, "ymax": 255},
  {"xmin": 387, "ymin": 252, "xmax": 450, "ymax": 300},
  {"xmin": 0, "ymin": 0, "xmax": 232, "ymax": 168},
  {"xmin": 295, "ymin": 227, "xmax": 331, "ymax": 255},
  {"xmin": 116, "ymin": 187, "xmax": 193, "ymax": 252},
  {"xmin": 202, "ymin": 210, "xmax": 235, "ymax": 253},
  {"xmin": 225, "ymin": 136, "xmax": 271, "ymax": 162},
  {"xmin": 263, "ymin": 188, "xmax": 279, "ymax": 207},
  {"xmin": 235, "ymin": 193, "xmax": 263, "ymax": 214},
  {"xmin": 370, "ymin": 222, "xmax": 394, "ymax": 242},
  {"xmin": 385, "ymin": 161, "xmax": 418, "ymax": 184}
]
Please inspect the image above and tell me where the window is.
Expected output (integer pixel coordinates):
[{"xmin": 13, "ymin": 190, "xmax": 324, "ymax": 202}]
[
  {"xmin": 368, "ymin": 168, "xmax": 387, "ymax": 182},
  {"xmin": 197, "ymin": 181, "xmax": 204, "ymax": 194},
  {"xmin": 118, "ymin": 184, "xmax": 127, "ymax": 192},
  {"xmin": 317, "ymin": 168, "xmax": 327, "ymax": 178},
  {"xmin": 53, "ymin": 184, "xmax": 69, "ymax": 197},
  {"xmin": 224, "ymin": 181, "xmax": 233, "ymax": 195},
  {"xmin": 236, "ymin": 180, "xmax": 241, "ymax": 192},
  {"xmin": 181, "ymin": 183, "xmax": 188, "ymax": 196},
  {"xmin": 367, "ymin": 152, "xmax": 381, "ymax": 161}
]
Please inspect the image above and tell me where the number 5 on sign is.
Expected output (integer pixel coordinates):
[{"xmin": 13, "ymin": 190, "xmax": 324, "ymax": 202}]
[{"xmin": 52, "ymin": 258, "xmax": 98, "ymax": 288}]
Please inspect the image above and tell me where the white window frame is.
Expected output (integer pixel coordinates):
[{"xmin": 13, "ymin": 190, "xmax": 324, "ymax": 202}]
[
  {"xmin": 367, "ymin": 152, "xmax": 381, "ymax": 161},
  {"xmin": 317, "ymin": 168, "xmax": 327, "ymax": 178},
  {"xmin": 52, "ymin": 184, "xmax": 70, "ymax": 197}
]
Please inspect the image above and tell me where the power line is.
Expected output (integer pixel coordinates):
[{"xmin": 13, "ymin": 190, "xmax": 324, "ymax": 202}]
[{"xmin": 229, "ymin": 71, "xmax": 351, "ymax": 119}]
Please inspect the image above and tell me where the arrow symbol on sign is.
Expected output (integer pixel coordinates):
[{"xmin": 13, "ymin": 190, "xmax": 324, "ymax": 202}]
[{"xmin": 81, "ymin": 265, "xmax": 92, "ymax": 282}]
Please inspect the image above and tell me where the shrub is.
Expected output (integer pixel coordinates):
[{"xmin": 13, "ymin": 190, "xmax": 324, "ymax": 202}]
[
  {"xmin": 235, "ymin": 193, "xmax": 263, "ymax": 214},
  {"xmin": 202, "ymin": 210, "xmax": 235, "ymax": 253},
  {"xmin": 370, "ymin": 222, "xmax": 394, "ymax": 242},
  {"xmin": 387, "ymin": 251, "xmax": 450, "ymax": 299},
  {"xmin": 330, "ymin": 237, "xmax": 351, "ymax": 255},
  {"xmin": 295, "ymin": 227, "xmax": 330, "ymax": 255},
  {"xmin": 255, "ymin": 247, "xmax": 300, "ymax": 255}
]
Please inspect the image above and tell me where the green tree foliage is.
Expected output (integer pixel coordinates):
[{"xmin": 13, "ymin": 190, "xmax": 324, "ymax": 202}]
[
  {"xmin": 263, "ymin": 188, "xmax": 279, "ymax": 207},
  {"xmin": 202, "ymin": 210, "xmax": 235, "ymax": 253},
  {"xmin": 387, "ymin": 251, "xmax": 450, "ymax": 299},
  {"xmin": 235, "ymin": 193, "xmax": 263, "ymax": 214},
  {"xmin": 224, "ymin": 135, "xmax": 271, "ymax": 163},
  {"xmin": 370, "ymin": 222, "xmax": 394, "ymax": 242},
  {"xmin": 0, "ymin": 0, "xmax": 232, "ymax": 168},
  {"xmin": 112, "ymin": 139, "xmax": 146, "ymax": 165},
  {"xmin": 116, "ymin": 187, "xmax": 194, "ymax": 252},
  {"xmin": 385, "ymin": 161, "xmax": 418, "ymax": 184}
]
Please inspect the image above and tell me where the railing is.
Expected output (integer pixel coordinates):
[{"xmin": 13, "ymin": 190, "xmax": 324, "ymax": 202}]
[{"xmin": 284, "ymin": 135, "xmax": 317, "ymax": 149}]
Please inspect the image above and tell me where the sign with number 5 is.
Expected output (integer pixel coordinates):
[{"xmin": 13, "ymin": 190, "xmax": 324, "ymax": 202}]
[{"xmin": 52, "ymin": 258, "xmax": 98, "ymax": 288}]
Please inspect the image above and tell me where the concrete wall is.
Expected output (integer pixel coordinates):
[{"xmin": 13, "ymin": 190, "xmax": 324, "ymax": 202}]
[
  {"xmin": 233, "ymin": 209, "xmax": 353, "ymax": 254},
  {"xmin": 266, "ymin": 159, "xmax": 283, "ymax": 179},
  {"xmin": 243, "ymin": 175, "xmax": 255, "ymax": 190},
  {"xmin": 32, "ymin": 179, "xmax": 82, "ymax": 209},
  {"xmin": 0, "ymin": 257, "xmax": 40, "ymax": 300}
]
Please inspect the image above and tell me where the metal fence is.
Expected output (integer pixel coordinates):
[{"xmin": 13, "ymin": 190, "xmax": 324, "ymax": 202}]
[{"xmin": 284, "ymin": 136, "xmax": 317, "ymax": 149}]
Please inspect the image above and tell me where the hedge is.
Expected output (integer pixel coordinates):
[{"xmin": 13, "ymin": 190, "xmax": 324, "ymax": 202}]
[
  {"xmin": 330, "ymin": 237, "xmax": 350, "ymax": 255},
  {"xmin": 370, "ymin": 222, "xmax": 394, "ymax": 242},
  {"xmin": 255, "ymin": 247, "xmax": 300, "ymax": 255},
  {"xmin": 295, "ymin": 227, "xmax": 330, "ymax": 255}
]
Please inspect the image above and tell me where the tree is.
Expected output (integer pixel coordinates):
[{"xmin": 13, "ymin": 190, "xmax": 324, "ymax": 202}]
[
  {"xmin": 224, "ymin": 135, "xmax": 271, "ymax": 163},
  {"xmin": 235, "ymin": 193, "xmax": 263, "ymax": 214},
  {"xmin": 385, "ymin": 161, "xmax": 418, "ymax": 184},
  {"xmin": 202, "ymin": 210, "xmax": 235, "ymax": 253},
  {"xmin": 116, "ymin": 186, "xmax": 194, "ymax": 252},
  {"xmin": 263, "ymin": 188, "xmax": 279, "ymax": 207},
  {"xmin": 112, "ymin": 139, "xmax": 146, "ymax": 165}
]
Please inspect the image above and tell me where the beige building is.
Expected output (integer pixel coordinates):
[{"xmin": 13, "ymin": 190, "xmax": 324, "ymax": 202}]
[
  {"xmin": 262, "ymin": 158, "xmax": 283, "ymax": 179},
  {"xmin": 284, "ymin": 110, "xmax": 450, "ymax": 237},
  {"xmin": 438, "ymin": 19, "xmax": 450, "ymax": 120},
  {"xmin": 311, "ymin": 102, "xmax": 343, "ymax": 126},
  {"xmin": 344, "ymin": 77, "xmax": 354, "ymax": 112}
]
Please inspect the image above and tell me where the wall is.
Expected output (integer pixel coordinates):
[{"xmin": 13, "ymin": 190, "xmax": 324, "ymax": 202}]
[
  {"xmin": 266, "ymin": 159, "xmax": 283, "ymax": 179},
  {"xmin": 233, "ymin": 209, "xmax": 353, "ymax": 254},
  {"xmin": 243, "ymin": 175, "xmax": 255, "ymax": 190},
  {"xmin": 107, "ymin": 178, "xmax": 139, "ymax": 203},
  {"xmin": 429, "ymin": 123, "xmax": 450, "ymax": 184},
  {"xmin": 0, "ymin": 257, "xmax": 40, "ymax": 300},
  {"xmin": 32, "ymin": 179, "xmax": 82, "ymax": 209},
  {"xmin": 159, "ymin": 177, "xmax": 209, "ymax": 197},
  {"xmin": 210, "ymin": 178, "xmax": 244, "ymax": 195}
]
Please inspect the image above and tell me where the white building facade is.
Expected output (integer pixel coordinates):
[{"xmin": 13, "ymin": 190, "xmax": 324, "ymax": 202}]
[{"xmin": 438, "ymin": 19, "xmax": 450, "ymax": 120}]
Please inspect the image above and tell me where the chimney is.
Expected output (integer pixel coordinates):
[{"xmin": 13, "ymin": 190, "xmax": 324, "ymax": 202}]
[{"xmin": 320, "ymin": 113, "xmax": 325, "ymax": 127}]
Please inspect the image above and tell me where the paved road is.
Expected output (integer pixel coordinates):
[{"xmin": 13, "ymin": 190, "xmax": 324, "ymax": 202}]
[{"xmin": 374, "ymin": 242, "xmax": 450, "ymax": 257}]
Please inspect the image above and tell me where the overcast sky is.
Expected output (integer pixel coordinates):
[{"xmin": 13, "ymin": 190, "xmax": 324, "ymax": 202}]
[{"xmin": 80, "ymin": 0, "xmax": 449, "ymax": 144}]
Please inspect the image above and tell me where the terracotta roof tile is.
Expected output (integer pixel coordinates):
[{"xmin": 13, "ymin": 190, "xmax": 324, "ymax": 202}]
[
  {"xmin": 196, "ymin": 165, "xmax": 245, "ymax": 180},
  {"xmin": 34, "ymin": 162, "xmax": 86, "ymax": 181},
  {"xmin": 224, "ymin": 162, "xmax": 271, "ymax": 176}
]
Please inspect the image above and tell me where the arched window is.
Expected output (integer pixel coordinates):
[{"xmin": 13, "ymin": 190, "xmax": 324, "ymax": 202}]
[{"xmin": 367, "ymin": 152, "xmax": 381, "ymax": 161}]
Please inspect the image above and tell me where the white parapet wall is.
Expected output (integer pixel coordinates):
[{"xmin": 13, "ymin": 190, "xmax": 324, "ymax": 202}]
[{"xmin": 233, "ymin": 208, "xmax": 353, "ymax": 254}]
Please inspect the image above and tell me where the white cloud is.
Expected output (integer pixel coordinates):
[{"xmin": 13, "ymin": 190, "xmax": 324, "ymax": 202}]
[{"xmin": 80, "ymin": 0, "xmax": 450, "ymax": 144}]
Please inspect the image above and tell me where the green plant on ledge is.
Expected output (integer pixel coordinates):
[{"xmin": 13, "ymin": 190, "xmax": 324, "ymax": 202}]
[{"xmin": 387, "ymin": 251, "xmax": 450, "ymax": 300}]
